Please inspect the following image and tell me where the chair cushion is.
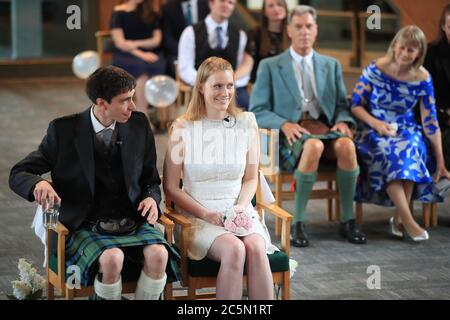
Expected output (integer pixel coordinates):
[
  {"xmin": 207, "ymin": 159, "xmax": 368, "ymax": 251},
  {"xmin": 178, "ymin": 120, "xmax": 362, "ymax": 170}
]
[{"xmin": 188, "ymin": 250, "xmax": 290, "ymax": 277}]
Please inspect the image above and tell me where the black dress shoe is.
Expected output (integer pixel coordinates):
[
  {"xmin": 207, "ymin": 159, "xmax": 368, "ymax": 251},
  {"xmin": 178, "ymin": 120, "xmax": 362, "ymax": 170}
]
[
  {"xmin": 290, "ymin": 222, "xmax": 309, "ymax": 247},
  {"xmin": 339, "ymin": 219, "xmax": 367, "ymax": 244}
]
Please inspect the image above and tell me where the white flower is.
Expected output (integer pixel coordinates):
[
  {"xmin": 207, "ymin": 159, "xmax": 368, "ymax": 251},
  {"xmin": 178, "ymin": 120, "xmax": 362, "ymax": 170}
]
[
  {"xmin": 9, "ymin": 258, "xmax": 46, "ymax": 299},
  {"xmin": 11, "ymin": 280, "xmax": 32, "ymax": 300},
  {"xmin": 289, "ymin": 259, "xmax": 298, "ymax": 279}
]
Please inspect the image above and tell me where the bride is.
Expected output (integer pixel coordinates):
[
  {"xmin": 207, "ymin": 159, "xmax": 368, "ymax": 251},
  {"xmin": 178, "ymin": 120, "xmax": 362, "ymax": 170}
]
[{"xmin": 163, "ymin": 57, "xmax": 277, "ymax": 300}]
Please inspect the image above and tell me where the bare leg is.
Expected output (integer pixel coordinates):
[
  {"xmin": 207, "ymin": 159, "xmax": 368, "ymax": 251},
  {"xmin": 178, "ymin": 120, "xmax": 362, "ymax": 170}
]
[
  {"xmin": 242, "ymin": 234, "xmax": 273, "ymax": 300},
  {"xmin": 142, "ymin": 244, "xmax": 168, "ymax": 279},
  {"xmin": 394, "ymin": 180, "xmax": 414, "ymax": 228},
  {"xmin": 331, "ymin": 137, "xmax": 358, "ymax": 171},
  {"xmin": 297, "ymin": 139, "xmax": 324, "ymax": 172},
  {"xmin": 207, "ymin": 234, "xmax": 246, "ymax": 299},
  {"xmin": 386, "ymin": 180, "xmax": 425, "ymax": 237},
  {"xmin": 98, "ymin": 248, "xmax": 124, "ymax": 283}
]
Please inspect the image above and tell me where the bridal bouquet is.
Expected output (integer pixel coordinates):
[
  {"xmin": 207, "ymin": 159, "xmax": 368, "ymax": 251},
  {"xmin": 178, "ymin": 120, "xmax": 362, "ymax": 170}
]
[{"xmin": 223, "ymin": 205, "xmax": 255, "ymax": 236}]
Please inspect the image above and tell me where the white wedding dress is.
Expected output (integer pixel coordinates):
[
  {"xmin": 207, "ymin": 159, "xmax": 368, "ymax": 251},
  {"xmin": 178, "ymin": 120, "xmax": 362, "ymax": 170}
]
[{"xmin": 176, "ymin": 112, "xmax": 278, "ymax": 260}]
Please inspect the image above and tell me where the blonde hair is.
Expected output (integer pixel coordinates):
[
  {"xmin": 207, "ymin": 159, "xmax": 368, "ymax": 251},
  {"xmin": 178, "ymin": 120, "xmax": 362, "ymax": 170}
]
[
  {"xmin": 387, "ymin": 25, "xmax": 427, "ymax": 69},
  {"xmin": 182, "ymin": 57, "xmax": 242, "ymax": 121}
]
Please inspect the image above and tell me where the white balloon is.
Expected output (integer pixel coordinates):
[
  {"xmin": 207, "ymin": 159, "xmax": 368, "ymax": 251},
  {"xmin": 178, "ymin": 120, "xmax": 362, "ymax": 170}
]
[
  {"xmin": 72, "ymin": 51, "xmax": 100, "ymax": 79},
  {"xmin": 145, "ymin": 75, "xmax": 179, "ymax": 108}
]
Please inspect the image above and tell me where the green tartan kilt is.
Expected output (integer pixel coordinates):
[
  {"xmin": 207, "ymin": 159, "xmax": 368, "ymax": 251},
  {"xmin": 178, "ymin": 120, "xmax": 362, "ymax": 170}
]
[
  {"xmin": 279, "ymin": 131, "xmax": 346, "ymax": 173},
  {"xmin": 65, "ymin": 222, "xmax": 180, "ymax": 286}
]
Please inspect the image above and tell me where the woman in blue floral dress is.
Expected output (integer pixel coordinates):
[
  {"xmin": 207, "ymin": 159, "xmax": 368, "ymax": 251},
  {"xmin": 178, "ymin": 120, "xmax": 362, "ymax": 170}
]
[{"xmin": 351, "ymin": 26, "xmax": 450, "ymax": 241}]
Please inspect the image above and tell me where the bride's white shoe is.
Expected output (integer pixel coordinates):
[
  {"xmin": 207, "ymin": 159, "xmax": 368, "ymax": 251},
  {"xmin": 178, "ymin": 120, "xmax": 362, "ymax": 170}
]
[
  {"xmin": 410, "ymin": 230, "xmax": 429, "ymax": 242},
  {"xmin": 389, "ymin": 217, "xmax": 403, "ymax": 238}
]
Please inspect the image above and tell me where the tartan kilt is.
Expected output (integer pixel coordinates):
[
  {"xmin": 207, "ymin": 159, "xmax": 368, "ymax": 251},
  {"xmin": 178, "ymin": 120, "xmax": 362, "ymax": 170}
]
[
  {"xmin": 65, "ymin": 222, "xmax": 180, "ymax": 286},
  {"xmin": 279, "ymin": 131, "xmax": 346, "ymax": 173}
]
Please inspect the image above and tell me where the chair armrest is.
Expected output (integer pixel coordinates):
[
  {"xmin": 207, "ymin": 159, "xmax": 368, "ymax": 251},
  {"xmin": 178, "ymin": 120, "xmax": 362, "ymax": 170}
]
[
  {"xmin": 257, "ymin": 202, "xmax": 292, "ymax": 255},
  {"xmin": 257, "ymin": 202, "xmax": 292, "ymax": 222},
  {"xmin": 163, "ymin": 208, "xmax": 191, "ymax": 284},
  {"xmin": 95, "ymin": 30, "xmax": 111, "ymax": 37},
  {"xmin": 164, "ymin": 208, "xmax": 192, "ymax": 227},
  {"xmin": 158, "ymin": 215, "xmax": 175, "ymax": 245},
  {"xmin": 54, "ymin": 222, "xmax": 69, "ymax": 236}
]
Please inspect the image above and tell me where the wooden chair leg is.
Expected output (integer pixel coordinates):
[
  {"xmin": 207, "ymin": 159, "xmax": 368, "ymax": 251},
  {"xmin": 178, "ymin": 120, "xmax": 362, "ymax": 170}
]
[
  {"xmin": 431, "ymin": 203, "xmax": 438, "ymax": 227},
  {"xmin": 355, "ymin": 202, "xmax": 363, "ymax": 225},
  {"xmin": 327, "ymin": 181, "xmax": 333, "ymax": 221},
  {"xmin": 47, "ymin": 283, "xmax": 54, "ymax": 300},
  {"xmin": 65, "ymin": 287, "xmax": 74, "ymax": 300},
  {"xmin": 335, "ymin": 198, "xmax": 341, "ymax": 221},
  {"xmin": 187, "ymin": 282, "xmax": 196, "ymax": 300},
  {"xmin": 422, "ymin": 203, "xmax": 431, "ymax": 228},
  {"xmin": 281, "ymin": 272, "xmax": 290, "ymax": 300},
  {"xmin": 164, "ymin": 282, "xmax": 173, "ymax": 300}
]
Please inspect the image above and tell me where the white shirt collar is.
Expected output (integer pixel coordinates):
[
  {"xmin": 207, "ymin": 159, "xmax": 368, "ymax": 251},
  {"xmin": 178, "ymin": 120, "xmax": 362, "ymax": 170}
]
[
  {"xmin": 90, "ymin": 105, "xmax": 116, "ymax": 134},
  {"xmin": 205, "ymin": 14, "xmax": 228, "ymax": 33},
  {"xmin": 289, "ymin": 46, "xmax": 314, "ymax": 65}
]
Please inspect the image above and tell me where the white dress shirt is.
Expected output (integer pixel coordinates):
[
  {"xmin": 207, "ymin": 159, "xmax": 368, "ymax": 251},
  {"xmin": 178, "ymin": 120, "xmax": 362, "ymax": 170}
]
[
  {"xmin": 90, "ymin": 105, "xmax": 116, "ymax": 134},
  {"xmin": 178, "ymin": 14, "xmax": 250, "ymax": 88},
  {"xmin": 290, "ymin": 46, "xmax": 321, "ymax": 118}
]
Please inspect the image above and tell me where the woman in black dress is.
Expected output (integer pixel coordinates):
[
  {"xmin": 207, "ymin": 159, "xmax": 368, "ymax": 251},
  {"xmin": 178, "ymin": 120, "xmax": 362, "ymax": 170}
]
[
  {"xmin": 247, "ymin": 0, "xmax": 290, "ymax": 83},
  {"xmin": 424, "ymin": 4, "xmax": 450, "ymax": 168},
  {"xmin": 111, "ymin": 0, "xmax": 166, "ymax": 118}
]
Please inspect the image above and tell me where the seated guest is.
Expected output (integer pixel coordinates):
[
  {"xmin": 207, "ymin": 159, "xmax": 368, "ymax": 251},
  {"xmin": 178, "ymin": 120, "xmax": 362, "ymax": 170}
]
[
  {"xmin": 178, "ymin": 0, "xmax": 254, "ymax": 110},
  {"xmin": 162, "ymin": 0, "xmax": 209, "ymax": 78},
  {"xmin": 110, "ymin": 0, "xmax": 166, "ymax": 119},
  {"xmin": 247, "ymin": 0, "xmax": 290, "ymax": 83},
  {"xmin": 351, "ymin": 25, "xmax": 450, "ymax": 241},
  {"xmin": 164, "ymin": 57, "xmax": 278, "ymax": 299},
  {"xmin": 424, "ymin": 4, "xmax": 450, "ymax": 169},
  {"xmin": 250, "ymin": 5, "xmax": 366, "ymax": 247},
  {"xmin": 9, "ymin": 66, "xmax": 180, "ymax": 299}
]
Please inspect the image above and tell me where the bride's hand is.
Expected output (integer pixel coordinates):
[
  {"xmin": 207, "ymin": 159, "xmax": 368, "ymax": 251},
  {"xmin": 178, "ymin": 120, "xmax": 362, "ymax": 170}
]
[{"xmin": 202, "ymin": 211, "xmax": 224, "ymax": 226}]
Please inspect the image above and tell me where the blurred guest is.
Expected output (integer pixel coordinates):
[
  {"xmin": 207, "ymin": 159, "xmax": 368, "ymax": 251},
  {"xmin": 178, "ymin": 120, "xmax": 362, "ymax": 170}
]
[
  {"xmin": 247, "ymin": 0, "xmax": 290, "ymax": 82},
  {"xmin": 424, "ymin": 4, "xmax": 450, "ymax": 168},
  {"xmin": 162, "ymin": 0, "xmax": 209, "ymax": 77},
  {"xmin": 110, "ymin": 0, "xmax": 165, "ymax": 119}
]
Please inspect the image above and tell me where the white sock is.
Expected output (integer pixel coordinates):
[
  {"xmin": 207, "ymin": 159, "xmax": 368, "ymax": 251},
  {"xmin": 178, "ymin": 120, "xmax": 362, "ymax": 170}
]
[
  {"xmin": 94, "ymin": 275, "xmax": 122, "ymax": 300},
  {"xmin": 135, "ymin": 270, "xmax": 167, "ymax": 300}
]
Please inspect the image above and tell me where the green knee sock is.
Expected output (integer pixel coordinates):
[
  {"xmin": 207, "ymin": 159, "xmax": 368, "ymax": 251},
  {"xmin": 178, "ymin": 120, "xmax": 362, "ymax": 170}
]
[
  {"xmin": 336, "ymin": 167, "xmax": 360, "ymax": 223},
  {"xmin": 293, "ymin": 171, "xmax": 317, "ymax": 223}
]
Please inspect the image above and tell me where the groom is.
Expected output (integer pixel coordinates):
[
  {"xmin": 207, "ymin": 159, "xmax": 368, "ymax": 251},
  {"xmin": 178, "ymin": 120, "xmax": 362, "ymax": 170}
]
[{"xmin": 9, "ymin": 66, "xmax": 179, "ymax": 299}]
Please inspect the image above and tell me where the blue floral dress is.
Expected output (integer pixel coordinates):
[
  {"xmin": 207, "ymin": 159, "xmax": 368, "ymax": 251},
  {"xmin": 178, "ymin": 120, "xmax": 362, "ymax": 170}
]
[{"xmin": 351, "ymin": 62, "xmax": 442, "ymax": 206}]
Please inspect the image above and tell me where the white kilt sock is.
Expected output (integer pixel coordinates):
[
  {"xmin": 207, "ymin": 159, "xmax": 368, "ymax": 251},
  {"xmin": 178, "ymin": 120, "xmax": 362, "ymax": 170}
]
[
  {"xmin": 94, "ymin": 275, "xmax": 122, "ymax": 300},
  {"xmin": 135, "ymin": 270, "xmax": 167, "ymax": 300}
]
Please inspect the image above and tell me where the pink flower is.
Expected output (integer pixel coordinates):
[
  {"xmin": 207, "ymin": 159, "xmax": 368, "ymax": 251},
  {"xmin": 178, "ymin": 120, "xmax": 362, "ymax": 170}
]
[
  {"xmin": 224, "ymin": 220, "xmax": 237, "ymax": 232},
  {"xmin": 234, "ymin": 213, "xmax": 246, "ymax": 228}
]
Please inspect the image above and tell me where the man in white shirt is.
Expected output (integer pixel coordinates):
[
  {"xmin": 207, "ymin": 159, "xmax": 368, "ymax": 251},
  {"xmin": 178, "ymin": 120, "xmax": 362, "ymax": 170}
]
[
  {"xmin": 250, "ymin": 5, "xmax": 366, "ymax": 247},
  {"xmin": 162, "ymin": 0, "xmax": 209, "ymax": 77},
  {"xmin": 178, "ymin": 0, "xmax": 253, "ymax": 110}
]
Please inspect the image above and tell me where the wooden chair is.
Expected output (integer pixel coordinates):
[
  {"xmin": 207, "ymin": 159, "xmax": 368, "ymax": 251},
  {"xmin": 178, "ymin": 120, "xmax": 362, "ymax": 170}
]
[
  {"xmin": 259, "ymin": 129, "xmax": 341, "ymax": 236},
  {"xmin": 355, "ymin": 202, "xmax": 438, "ymax": 228},
  {"xmin": 45, "ymin": 215, "xmax": 175, "ymax": 300},
  {"xmin": 163, "ymin": 178, "xmax": 293, "ymax": 300},
  {"xmin": 174, "ymin": 61, "xmax": 192, "ymax": 110},
  {"xmin": 95, "ymin": 30, "xmax": 115, "ymax": 66}
]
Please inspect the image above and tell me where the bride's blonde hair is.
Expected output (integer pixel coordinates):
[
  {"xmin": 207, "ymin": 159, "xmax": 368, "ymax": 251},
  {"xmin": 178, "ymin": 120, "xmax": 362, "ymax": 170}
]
[{"xmin": 182, "ymin": 57, "xmax": 242, "ymax": 121}]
